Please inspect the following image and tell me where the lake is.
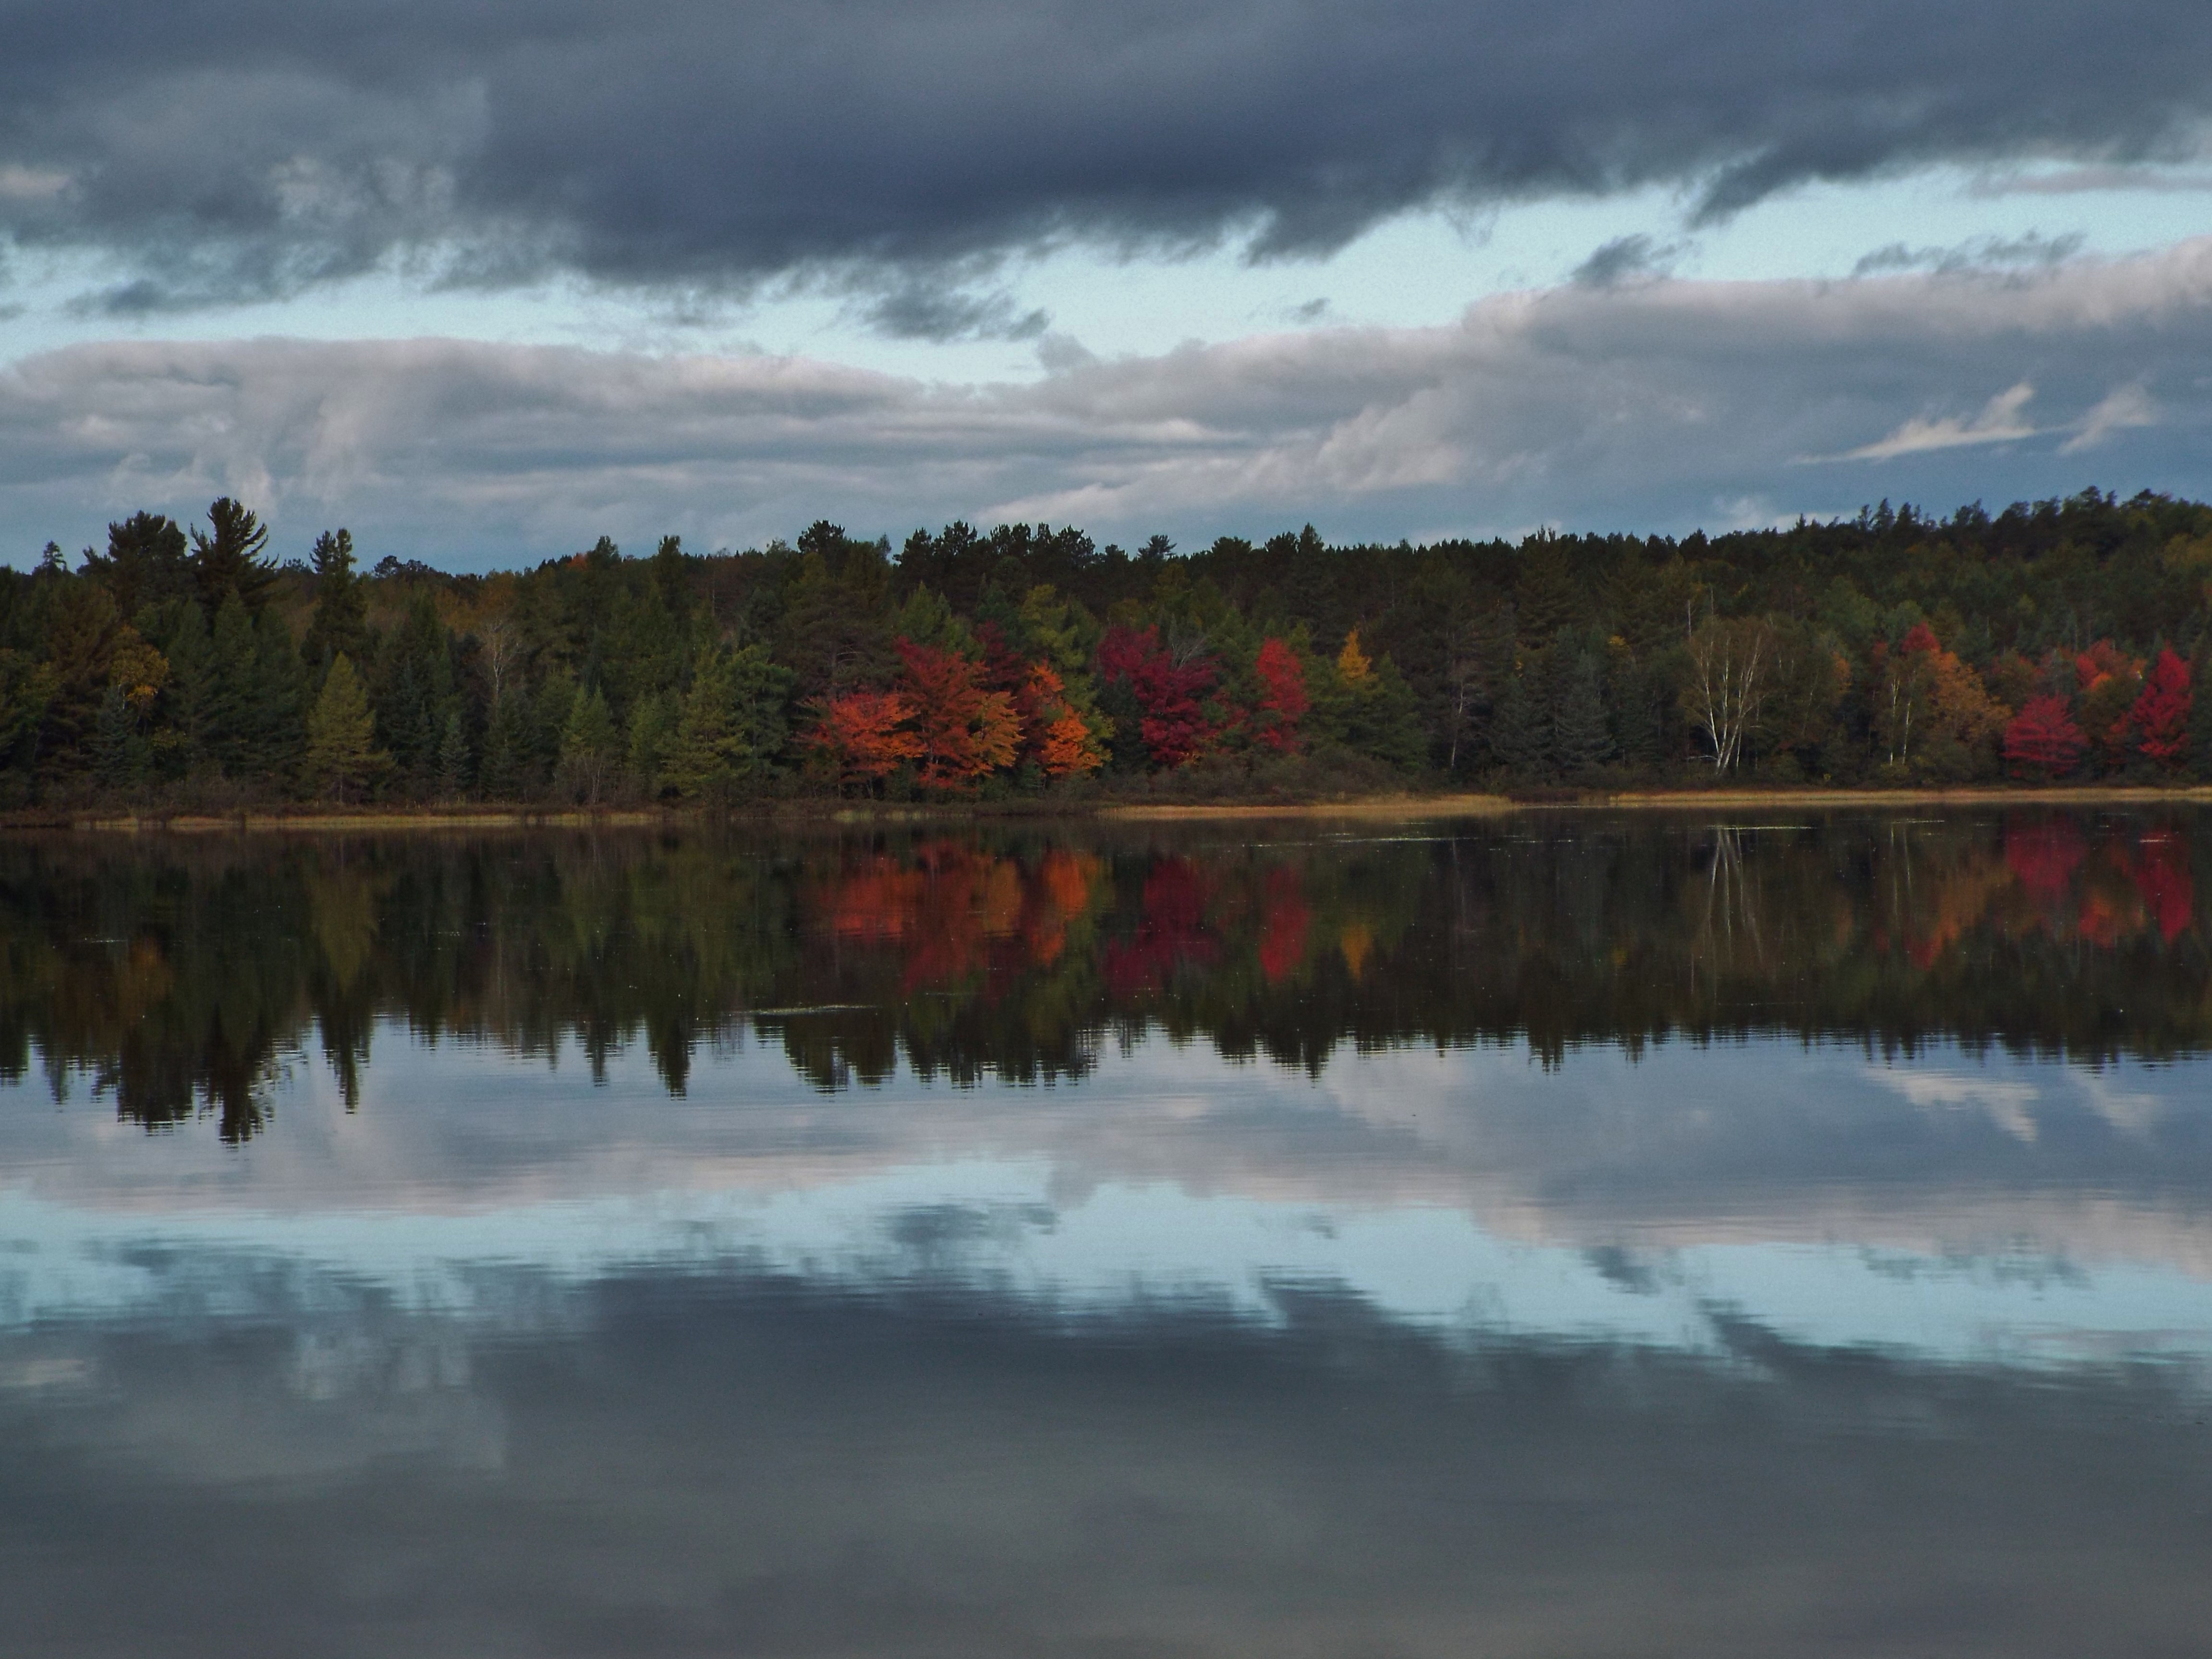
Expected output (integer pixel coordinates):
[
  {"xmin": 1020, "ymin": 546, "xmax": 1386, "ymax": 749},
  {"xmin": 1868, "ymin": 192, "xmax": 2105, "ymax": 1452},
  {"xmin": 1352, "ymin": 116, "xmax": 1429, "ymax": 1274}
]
[{"xmin": 2, "ymin": 809, "xmax": 2209, "ymax": 1656}]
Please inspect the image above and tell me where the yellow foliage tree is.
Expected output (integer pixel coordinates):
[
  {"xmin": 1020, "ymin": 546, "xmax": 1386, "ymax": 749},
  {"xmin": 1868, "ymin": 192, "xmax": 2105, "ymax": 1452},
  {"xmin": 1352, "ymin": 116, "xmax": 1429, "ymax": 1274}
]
[{"xmin": 1336, "ymin": 628, "xmax": 1372, "ymax": 684}]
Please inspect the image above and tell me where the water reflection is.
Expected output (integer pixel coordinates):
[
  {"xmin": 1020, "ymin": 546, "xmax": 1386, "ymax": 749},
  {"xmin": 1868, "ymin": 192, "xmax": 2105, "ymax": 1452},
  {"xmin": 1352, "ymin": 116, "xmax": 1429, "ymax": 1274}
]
[
  {"xmin": 4, "ymin": 809, "xmax": 2209, "ymax": 1138},
  {"xmin": 2, "ymin": 811, "xmax": 2210, "ymax": 1655}
]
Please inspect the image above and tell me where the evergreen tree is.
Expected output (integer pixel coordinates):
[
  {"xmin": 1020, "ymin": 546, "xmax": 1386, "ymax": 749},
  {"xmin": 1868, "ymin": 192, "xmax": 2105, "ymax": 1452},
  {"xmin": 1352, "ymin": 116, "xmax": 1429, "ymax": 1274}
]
[
  {"xmin": 1514, "ymin": 535, "xmax": 1581, "ymax": 644},
  {"xmin": 251, "ymin": 608, "xmax": 307, "ymax": 786},
  {"xmin": 662, "ymin": 644, "xmax": 794, "ymax": 802},
  {"xmin": 436, "ymin": 708, "xmax": 473, "ymax": 799},
  {"xmin": 479, "ymin": 683, "xmax": 538, "ymax": 800},
  {"xmin": 1551, "ymin": 644, "xmax": 1614, "ymax": 778},
  {"xmin": 83, "ymin": 512, "xmax": 190, "ymax": 619},
  {"xmin": 1488, "ymin": 673, "xmax": 1545, "ymax": 776},
  {"xmin": 1607, "ymin": 649, "xmax": 1666, "ymax": 771},
  {"xmin": 204, "ymin": 595, "xmax": 259, "ymax": 775},
  {"xmin": 188, "ymin": 498, "xmax": 278, "ymax": 614},
  {"xmin": 558, "ymin": 686, "xmax": 621, "ymax": 803},
  {"xmin": 304, "ymin": 654, "xmax": 388, "ymax": 802},
  {"xmin": 302, "ymin": 529, "xmax": 369, "ymax": 667},
  {"xmin": 626, "ymin": 691, "xmax": 679, "ymax": 796},
  {"xmin": 1349, "ymin": 658, "xmax": 1428, "ymax": 772},
  {"xmin": 89, "ymin": 685, "xmax": 146, "ymax": 792},
  {"xmin": 2189, "ymin": 643, "xmax": 2212, "ymax": 781},
  {"xmin": 156, "ymin": 600, "xmax": 213, "ymax": 775}
]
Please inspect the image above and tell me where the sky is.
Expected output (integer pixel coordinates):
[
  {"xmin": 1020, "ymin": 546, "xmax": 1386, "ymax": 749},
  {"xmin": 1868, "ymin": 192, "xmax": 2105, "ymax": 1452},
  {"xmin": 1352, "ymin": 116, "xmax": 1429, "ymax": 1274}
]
[{"xmin": 5, "ymin": 0, "xmax": 2212, "ymax": 569}]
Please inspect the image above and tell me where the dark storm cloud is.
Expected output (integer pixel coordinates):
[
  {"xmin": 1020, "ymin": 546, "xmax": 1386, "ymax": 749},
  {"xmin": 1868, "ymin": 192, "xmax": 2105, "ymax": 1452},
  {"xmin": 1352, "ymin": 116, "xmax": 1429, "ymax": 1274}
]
[{"xmin": 4, "ymin": 0, "xmax": 2212, "ymax": 308}]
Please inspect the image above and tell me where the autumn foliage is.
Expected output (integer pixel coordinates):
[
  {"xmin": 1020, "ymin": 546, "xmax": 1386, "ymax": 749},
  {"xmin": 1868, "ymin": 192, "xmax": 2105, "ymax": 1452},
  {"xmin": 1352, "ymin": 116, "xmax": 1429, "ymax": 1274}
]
[
  {"xmin": 2127, "ymin": 648, "xmax": 2194, "ymax": 767},
  {"xmin": 1098, "ymin": 625, "xmax": 1216, "ymax": 768},
  {"xmin": 804, "ymin": 689, "xmax": 921, "ymax": 785},
  {"xmin": 2002, "ymin": 695, "xmax": 2088, "ymax": 779},
  {"xmin": 1252, "ymin": 637, "xmax": 1309, "ymax": 753}
]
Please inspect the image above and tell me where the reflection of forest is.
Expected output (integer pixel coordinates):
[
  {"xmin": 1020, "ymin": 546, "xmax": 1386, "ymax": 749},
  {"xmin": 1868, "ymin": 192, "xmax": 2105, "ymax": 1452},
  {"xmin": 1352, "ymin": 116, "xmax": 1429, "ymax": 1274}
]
[{"xmin": 1, "ymin": 811, "xmax": 2205, "ymax": 1140}]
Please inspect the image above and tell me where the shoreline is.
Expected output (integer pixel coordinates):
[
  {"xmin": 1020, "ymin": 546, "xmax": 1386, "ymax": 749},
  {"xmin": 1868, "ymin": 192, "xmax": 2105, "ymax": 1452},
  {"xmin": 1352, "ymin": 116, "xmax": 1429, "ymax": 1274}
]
[{"xmin": 11, "ymin": 783, "xmax": 2212, "ymax": 833}]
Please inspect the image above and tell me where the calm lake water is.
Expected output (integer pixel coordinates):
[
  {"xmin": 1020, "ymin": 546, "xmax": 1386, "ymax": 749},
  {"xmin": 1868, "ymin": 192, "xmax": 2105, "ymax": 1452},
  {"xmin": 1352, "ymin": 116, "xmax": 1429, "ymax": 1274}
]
[{"xmin": 2, "ymin": 810, "xmax": 2210, "ymax": 1656}]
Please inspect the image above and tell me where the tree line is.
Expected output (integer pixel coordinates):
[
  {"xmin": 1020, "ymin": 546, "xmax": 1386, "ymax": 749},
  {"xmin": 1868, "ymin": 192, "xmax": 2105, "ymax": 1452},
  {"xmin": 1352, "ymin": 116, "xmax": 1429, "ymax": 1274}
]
[{"xmin": 5, "ymin": 488, "xmax": 2212, "ymax": 807}]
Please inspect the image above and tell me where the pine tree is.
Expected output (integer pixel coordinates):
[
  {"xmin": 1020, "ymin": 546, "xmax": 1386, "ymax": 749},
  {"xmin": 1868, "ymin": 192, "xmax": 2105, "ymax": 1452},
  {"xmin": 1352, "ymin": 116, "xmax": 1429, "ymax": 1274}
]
[
  {"xmin": 157, "ymin": 600, "xmax": 213, "ymax": 775},
  {"xmin": 1552, "ymin": 647, "xmax": 1614, "ymax": 778},
  {"xmin": 89, "ymin": 685, "xmax": 146, "ymax": 792},
  {"xmin": 436, "ymin": 708, "xmax": 473, "ymax": 799},
  {"xmin": 304, "ymin": 654, "xmax": 388, "ymax": 803},
  {"xmin": 1514, "ymin": 535, "xmax": 1581, "ymax": 644},
  {"xmin": 626, "ymin": 691, "xmax": 678, "ymax": 796},
  {"xmin": 479, "ymin": 683, "xmax": 538, "ymax": 801},
  {"xmin": 662, "ymin": 644, "xmax": 795, "ymax": 802},
  {"xmin": 188, "ymin": 498, "xmax": 277, "ymax": 614},
  {"xmin": 251, "ymin": 608, "xmax": 306, "ymax": 787},
  {"xmin": 84, "ymin": 512, "xmax": 191, "ymax": 619},
  {"xmin": 204, "ymin": 595, "xmax": 259, "ymax": 775},
  {"xmin": 558, "ymin": 687, "xmax": 621, "ymax": 803},
  {"xmin": 1488, "ymin": 674, "xmax": 1544, "ymax": 777},
  {"xmin": 302, "ymin": 529, "xmax": 369, "ymax": 667},
  {"xmin": 2191, "ymin": 645, "xmax": 2212, "ymax": 781}
]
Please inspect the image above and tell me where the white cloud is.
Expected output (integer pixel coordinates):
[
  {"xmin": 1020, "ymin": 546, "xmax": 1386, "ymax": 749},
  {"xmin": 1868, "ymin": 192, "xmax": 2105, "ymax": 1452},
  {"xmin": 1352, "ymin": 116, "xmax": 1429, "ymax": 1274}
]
[
  {"xmin": 2061, "ymin": 382, "xmax": 2160, "ymax": 452},
  {"xmin": 1872, "ymin": 1068, "xmax": 2043, "ymax": 1142},
  {"xmin": 8, "ymin": 237, "xmax": 2212, "ymax": 562},
  {"xmin": 1830, "ymin": 381, "xmax": 2039, "ymax": 462}
]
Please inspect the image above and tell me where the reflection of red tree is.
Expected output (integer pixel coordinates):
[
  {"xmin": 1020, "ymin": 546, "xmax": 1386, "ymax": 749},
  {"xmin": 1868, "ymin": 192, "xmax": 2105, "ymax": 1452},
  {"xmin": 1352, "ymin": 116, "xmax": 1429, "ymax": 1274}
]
[
  {"xmin": 825, "ymin": 857, "xmax": 926, "ymax": 940},
  {"xmin": 1022, "ymin": 848, "xmax": 1099, "ymax": 966},
  {"xmin": 2005, "ymin": 817, "xmax": 2087, "ymax": 905},
  {"xmin": 1104, "ymin": 858, "xmax": 1217, "ymax": 997},
  {"xmin": 821, "ymin": 845, "xmax": 1105, "ymax": 988},
  {"xmin": 2076, "ymin": 882, "xmax": 2139, "ymax": 949},
  {"xmin": 1256, "ymin": 866, "xmax": 1310, "ymax": 982},
  {"xmin": 2120, "ymin": 835, "xmax": 2196, "ymax": 944}
]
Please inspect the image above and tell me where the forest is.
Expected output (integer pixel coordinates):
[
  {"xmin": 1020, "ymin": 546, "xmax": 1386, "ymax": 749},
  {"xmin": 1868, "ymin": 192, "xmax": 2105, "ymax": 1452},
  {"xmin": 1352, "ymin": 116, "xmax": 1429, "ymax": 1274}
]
[{"xmin": 4, "ymin": 488, "xmax": 2212, "ymax": 808}]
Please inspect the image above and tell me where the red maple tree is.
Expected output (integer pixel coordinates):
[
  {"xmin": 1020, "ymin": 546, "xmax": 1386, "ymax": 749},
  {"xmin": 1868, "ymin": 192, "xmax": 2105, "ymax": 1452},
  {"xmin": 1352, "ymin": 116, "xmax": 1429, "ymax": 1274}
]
[
  {"xmin": 1252, "ymin": 637, "xmax": 1309, "ymax": 753},
  {"xmin": 2126, "ymin": 647, "xmax": 2194, "ymax": 767},
  {"xmin": 1097, "ymin": 625, "xmax": 1216, "ymax": 768},
  {"xmin": 2001, "ymin": 695, "xmax": 2087, "ymax": 780},
  {"xmin": 1256, "ymin": 866, "xmax": 1310, "ymax": 983}
]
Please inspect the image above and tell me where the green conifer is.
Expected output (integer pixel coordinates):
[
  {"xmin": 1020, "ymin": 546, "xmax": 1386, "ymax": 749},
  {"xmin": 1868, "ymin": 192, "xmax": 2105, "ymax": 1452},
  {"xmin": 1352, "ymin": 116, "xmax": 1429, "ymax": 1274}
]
[
  {"xmin": 558, "ymin": 687, "xmax": 620, "ymax": 803},
  {"xmin": 304, "ymin": 654, "xmax": 388, "ymax": 803},
  {"xmin": 436, "ymin": 708, "xmax": 472, "ymax": 799},
  {"xmin": 661, "ymin": 644, "xmax": 794, "ymax": 803}
]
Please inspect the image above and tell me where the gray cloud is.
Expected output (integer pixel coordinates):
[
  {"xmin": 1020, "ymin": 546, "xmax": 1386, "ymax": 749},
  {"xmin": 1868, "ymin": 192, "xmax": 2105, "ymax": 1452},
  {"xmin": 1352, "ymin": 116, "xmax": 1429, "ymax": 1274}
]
[
  {"xmin": 6, "ymin": 238, "xmax": 2212, "ymax": 563},
  {"xmin": 6, "ymin": 1, "xmax": 2212, "ymax": 307},
  {"xmin": 1571, "ymin": 233, "xmax": 1688, "ymax": 287},
  {"xmin": 857, "ymin": 282, "xmax": 1051, "ymax": 343},
  {"xmin": 1852, "ymin": 230, "xmax": 2088, "ymax": 277}
]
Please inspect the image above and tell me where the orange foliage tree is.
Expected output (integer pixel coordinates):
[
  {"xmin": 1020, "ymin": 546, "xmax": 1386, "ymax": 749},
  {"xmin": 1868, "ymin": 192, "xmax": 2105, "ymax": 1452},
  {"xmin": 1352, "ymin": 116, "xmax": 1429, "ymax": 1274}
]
[
  {"xmin": 2075, "ymin": 640, "xmax": 2144, "ymax": 768},
  {"xmin": 897, "ymin": 639, "xmax": 1019, "ymax": 791},
  {"xmin": 803, "ymin": 689, "xmax": 922, "ymax": 788},
  {"xmin": 1023, "ymin": 662, "xmax": 1103, "ymax": 777}
]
